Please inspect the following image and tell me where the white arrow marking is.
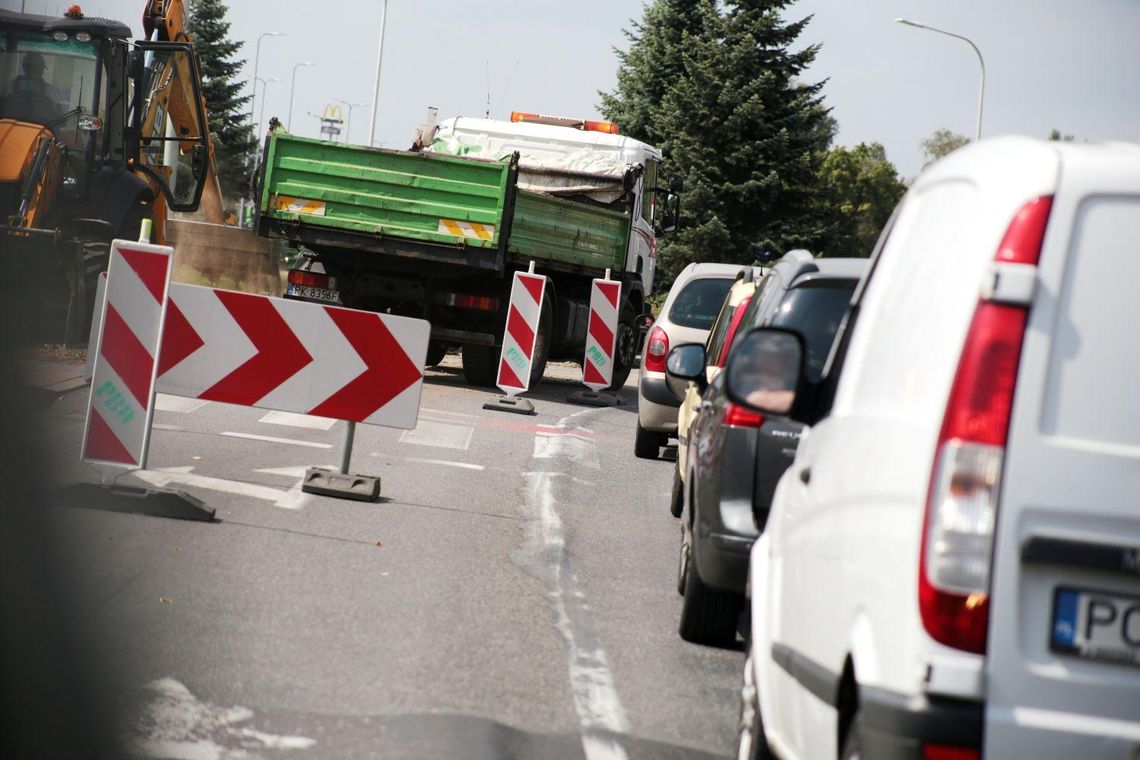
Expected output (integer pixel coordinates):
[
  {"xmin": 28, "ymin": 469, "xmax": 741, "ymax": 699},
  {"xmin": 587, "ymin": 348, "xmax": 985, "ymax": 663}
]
[
  {"xmin": 221, "ymin": 432, "xmax": 332, "ymax": 450},
  {"xmin": 258, "ymin": 410, "xmax": 337, "ymax": 431},
  {"xmin": 254, "ymin": 465, "xmax": 312, "ymax": 479},
  {"xmin": 133, "ymin": 469, "xmax": 288, "ymax": 502}
]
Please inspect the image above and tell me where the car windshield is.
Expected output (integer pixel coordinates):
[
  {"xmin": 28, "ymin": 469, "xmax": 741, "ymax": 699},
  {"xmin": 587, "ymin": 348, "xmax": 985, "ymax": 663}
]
[
  {"xmin": 668, "ymin": 276, "xmax": 735, "ymax": 330},
  {"xmin": 769, "ymin": 281, "xmax": 857, "ymax": 382},
  {"xmin": 0, "ymin": 31, "xmax": 100, "ymax": 140}
]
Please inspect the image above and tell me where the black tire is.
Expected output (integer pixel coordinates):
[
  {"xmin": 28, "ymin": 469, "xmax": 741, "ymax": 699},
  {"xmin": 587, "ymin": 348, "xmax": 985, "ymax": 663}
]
[
  {"xmin": 669, "ymin": 467, "xmax": 684, "ymax": 518},
  {"xmin": 425, "ymin": 341, "xmax": 448, "ymax": 368},
  {"xmin": 841, "ymin": 711, "xmax": 863, "ymax": 760},
  {"xmin": 634, "ymin": 421, "xmax": 664, "ymax": 459},
  {"xmin": 462, "ymin": 344, "xmax": 497, "ymax": 387},
  {"xmin": 679, "ymin": 552, "xmax": 744, "ymax": 646},
  {"xmin": 607, "ymin": 302, "xmax": 636, "ymax": 391},
  {"xmin": 528, "ymin": 294, "xmax": 553, "ymax": 389}
]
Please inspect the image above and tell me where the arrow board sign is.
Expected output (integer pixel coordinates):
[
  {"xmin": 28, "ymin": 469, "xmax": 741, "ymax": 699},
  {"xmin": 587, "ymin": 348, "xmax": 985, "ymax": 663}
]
[{"xmin": 156, "ymin": 284, "xmax": 430, "ymax": 429}]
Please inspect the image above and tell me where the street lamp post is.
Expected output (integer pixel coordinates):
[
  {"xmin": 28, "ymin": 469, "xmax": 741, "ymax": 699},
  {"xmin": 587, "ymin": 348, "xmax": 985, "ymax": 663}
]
[
  {"xmin": 336, "ymin": 99, "xmax": 367, "ymax": 145},
  {"xmin": 249, "ymin": 32, "xmax": 284, "ymax": 133},
  {"xmin": 288, "ymin": 61, "xmax": 315, "ymax": 132},
  {"xmin": 366, "ymin": 0, "xmax": 389, "ymax": 147},
  {"xmin": 256, "ymin": 76, "xmax": 281, "ymax": 140},
  {"xmin": 895, "ymin": 18, "xmax": 985, "ymax": 141}
]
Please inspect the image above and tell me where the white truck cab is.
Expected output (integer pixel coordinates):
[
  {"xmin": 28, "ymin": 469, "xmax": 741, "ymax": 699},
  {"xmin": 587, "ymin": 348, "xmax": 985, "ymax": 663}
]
[{"xmin": 735, "ymin": 137, "xmax": 1140, "ymax": 760}]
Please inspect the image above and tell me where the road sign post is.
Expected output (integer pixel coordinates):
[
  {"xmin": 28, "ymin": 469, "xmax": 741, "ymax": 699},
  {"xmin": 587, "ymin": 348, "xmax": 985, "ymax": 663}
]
[
  {"xmin": 484, "ymin": 262, "xmax": 546, "ymax": 415},
  {"xmin": 568, "ymin": 269, "xmax": 622, "ymax": 407}
]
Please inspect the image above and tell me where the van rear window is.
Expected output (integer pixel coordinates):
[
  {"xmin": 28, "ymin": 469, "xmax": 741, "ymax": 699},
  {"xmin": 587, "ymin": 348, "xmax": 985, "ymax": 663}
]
[{"xmin": 668, "ymin": 277, "xmax": 734, "ymax": 330}]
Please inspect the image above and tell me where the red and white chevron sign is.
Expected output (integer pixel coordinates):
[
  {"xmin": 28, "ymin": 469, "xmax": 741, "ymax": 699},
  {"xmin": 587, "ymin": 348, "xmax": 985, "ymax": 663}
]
[
  {"xmin": 82, "ymin": 240, "xmax": 173, "ymax": 472},
  {"xmin": 496, "ymin": 269, "xmax": 547, "ymax": 396},
  {"xmin": 155, "ymin": 284, "xmax": 430, "ymax": 428},
  {"xmin": 582, "ymin": 278, "xmax": 621, "ymax": 391}
]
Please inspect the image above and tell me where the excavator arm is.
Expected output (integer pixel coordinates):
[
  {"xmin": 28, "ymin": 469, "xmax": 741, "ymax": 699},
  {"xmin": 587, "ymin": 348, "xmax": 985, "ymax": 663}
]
[{"xmin": 137, "ymin": 0, "xmax": 225, "ymax": 225}]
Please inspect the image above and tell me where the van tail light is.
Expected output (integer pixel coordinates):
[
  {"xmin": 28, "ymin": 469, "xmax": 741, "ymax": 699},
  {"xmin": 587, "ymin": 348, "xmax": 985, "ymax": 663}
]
[
  {"xmin": 922, "ymin": 745, "xmax": 980, "ymax": 760},
  {"xmin": 287, "ymin": 269, "xmax": 332, "ymax": 289},
  {"xmin": 723, "ymin": 402, "xmax": 765, "ymax": 429},
  {"xmin": 919, "ymin": 195, "xmax": 1052, "ymax": 655},
  {"xmin": 643, "ymin": 325, "xmax": 669, "ymax": 373}
]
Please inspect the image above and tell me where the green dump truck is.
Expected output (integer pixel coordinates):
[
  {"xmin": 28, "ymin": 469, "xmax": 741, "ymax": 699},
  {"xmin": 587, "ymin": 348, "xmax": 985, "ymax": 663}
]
[{"xmin": 254, "ymin": 112, "xmax": 679, "ymax": 389}]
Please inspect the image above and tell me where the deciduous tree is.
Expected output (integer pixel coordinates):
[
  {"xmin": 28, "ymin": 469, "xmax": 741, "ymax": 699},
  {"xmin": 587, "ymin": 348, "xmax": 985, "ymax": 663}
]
[{"xmin": 817, "ymin": 142, "xmax": 905, "ymax": 258}]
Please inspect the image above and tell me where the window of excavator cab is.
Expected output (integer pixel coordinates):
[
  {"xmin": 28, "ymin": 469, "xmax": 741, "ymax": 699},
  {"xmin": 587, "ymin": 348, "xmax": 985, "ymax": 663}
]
[
  {"xmin": 0, "ymin": 32, "xmax": 102, "ymax": 148},
  {"xmin": 137, "ymin": 46, "xmax": 204, "ymax": 208},
  {"xmin": 640, "ymin": 158, "xmax": 659, "ymax": 225}
]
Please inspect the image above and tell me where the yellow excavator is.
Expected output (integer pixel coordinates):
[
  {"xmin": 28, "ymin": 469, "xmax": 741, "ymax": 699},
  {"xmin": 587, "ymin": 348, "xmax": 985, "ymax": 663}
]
[{"xmin": 0, "ymin": 1, "xmax": 224, "ymax": 343}]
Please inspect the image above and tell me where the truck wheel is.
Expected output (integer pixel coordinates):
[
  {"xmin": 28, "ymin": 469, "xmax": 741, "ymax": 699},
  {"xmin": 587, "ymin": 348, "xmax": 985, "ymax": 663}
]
[
  {"xmin": 528, "ymin": 295, "xmax": 553, "ymax": 389},
  {"xmin": 462, "ymin": 344, "xmax": 497, "ymax": 387},
  {"xmin": 425, "ymin": 341, "xmax": 448, "ymax": 368},
  {"xmin": 607, "ymin": 304, "xmax": 636, "ymax": 390},
  {"xmin": 679, "ymin": 552, "xmax": 744, "ymax": 647}
]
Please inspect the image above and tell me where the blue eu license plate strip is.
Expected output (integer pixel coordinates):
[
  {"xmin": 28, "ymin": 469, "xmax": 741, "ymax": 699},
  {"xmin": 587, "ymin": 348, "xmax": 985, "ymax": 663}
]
[{"xmin": 1051, "ymin": 587, "xmax": 1140, "ymax": 668}]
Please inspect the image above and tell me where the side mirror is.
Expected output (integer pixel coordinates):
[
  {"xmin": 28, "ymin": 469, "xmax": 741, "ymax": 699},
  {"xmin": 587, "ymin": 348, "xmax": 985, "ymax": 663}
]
[
  {"xmin": 724, "ymin": 328, "xmax": 805, "ymax": 416},
  {"xmin": 636, "ymin": 313, "xmax": 655, "ymax": 331},
  {"xmin": 666, "ymin": 343, "xmax": 706, "ymax": 381},
  {"xmin": 670, "ymin": 173, "xmax": 685, "ymax": 193}
]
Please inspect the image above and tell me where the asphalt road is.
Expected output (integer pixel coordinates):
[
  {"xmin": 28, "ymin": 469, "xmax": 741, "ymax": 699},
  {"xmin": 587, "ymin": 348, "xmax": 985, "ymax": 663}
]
[{"xmin": 34, "ymin": 356, "xmax": 743, "ymax": 759}]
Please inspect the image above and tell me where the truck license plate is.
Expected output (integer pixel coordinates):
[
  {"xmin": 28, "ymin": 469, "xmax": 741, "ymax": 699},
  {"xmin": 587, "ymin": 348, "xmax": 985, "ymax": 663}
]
[
  {"xmin": 286, "ymin": 283, "xmax": 340, "ymax": 304},
  {"xmin": 1051, "ymin": 587, "xmax": 1140, "ymax": 668}
]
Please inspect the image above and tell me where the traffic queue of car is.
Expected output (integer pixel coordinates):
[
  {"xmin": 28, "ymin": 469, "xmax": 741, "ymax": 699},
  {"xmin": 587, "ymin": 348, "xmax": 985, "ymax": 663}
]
[{"xmin": 637, "ymin": 137, "xmax": 1140, "ymax": 760}]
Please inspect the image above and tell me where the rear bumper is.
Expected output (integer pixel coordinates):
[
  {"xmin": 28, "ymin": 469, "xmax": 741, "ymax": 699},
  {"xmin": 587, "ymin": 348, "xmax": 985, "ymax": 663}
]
[
  {"xmin": 638, "ymin": 372, "xmax": 680, "ymax": 432},
  {"xmin": 694, "ymin": 530, "xmax": 754, "ymax": 593},
  {"xmin": 860, "ymin": 685, "xmax": 982, "ymax": 759}
]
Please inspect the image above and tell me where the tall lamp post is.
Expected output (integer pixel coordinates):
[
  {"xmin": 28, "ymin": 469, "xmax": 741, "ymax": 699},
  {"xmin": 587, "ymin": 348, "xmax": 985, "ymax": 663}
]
[
  {"xmin": 248, "ymin": 32, "xmax": 285, "ymax": 132},
  {"xmin": 255, "ymin": 76, "xmax": 281, "ymax": 139},
  {"xmin": 366, "ymin": 0, "xmax": 389, "ymax": 147},
  {"xmin": 288, "ymin": 61, "xmax": 315, "ymax": 132},
  {"xmin": 336, "ymin": 99, "xmax": 366, "ymax": 145},
  {"xmin": 895, "ymin": 18, "xmax": 985, "ymax": 141}
]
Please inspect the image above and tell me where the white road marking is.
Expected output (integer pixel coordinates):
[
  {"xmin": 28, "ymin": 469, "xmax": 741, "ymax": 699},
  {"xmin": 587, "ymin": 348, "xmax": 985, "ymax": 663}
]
[
  {"xmin": 133, "ymin": 468, "xmax": 294, "ymax": 505},
  {"xmin": 257, "ymin": 410, "xmax": 337, "ymax": 431},
  {"xmin": 152, "ymin": 423, "xmax": 183, "ymax": 432},
  {"xmin": 126, "ymin": 677, "xmax": 315, "ymax": 758},
  {"xmin": 521, "ymin": 407, "xmax": 629, "ymax": 760},
  {"xmin": 254, "ymin": 465, "xmax": 312, "ymax": 479},
  {"xmin": 398, "ymin": 420, "xmax": 473, "ymax": 450},
  {"xmin": 155, "ymin": 394, "xmax": 210, "ymax": 413},
  {"xmin": 222, "ymin": 431, "xmax": 332, "ymax": 450},
  {"xmin": 420, "ymin": 407, "xmax": 480, "ymax": 420},
  {"xmin": 404, "ymin": 457, "xmax": 485, "ymax": 471}
]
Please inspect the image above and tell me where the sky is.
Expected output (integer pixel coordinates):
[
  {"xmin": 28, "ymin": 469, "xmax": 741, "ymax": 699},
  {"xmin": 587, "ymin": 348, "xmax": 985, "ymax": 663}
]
[{"xmin": 4, "ymin": 0, "xmax": 1138, "ymax": 179}]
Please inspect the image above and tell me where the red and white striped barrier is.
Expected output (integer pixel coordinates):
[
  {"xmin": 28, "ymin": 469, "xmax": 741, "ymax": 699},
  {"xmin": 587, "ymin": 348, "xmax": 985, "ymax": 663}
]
[
  {"xmin": 496, "ymin": 268, "xmax": 547, "ymax": 396},
  {"xmin": 156, "ymin": 284, "xmax": 429, "ymax": 429},
  {"xmin": 581, "ymin": 276, "xmax": 621, "ymax": 391},
  {"xmin": 82, "ymin": 241, "xmax": 173, "ymax": 475}
]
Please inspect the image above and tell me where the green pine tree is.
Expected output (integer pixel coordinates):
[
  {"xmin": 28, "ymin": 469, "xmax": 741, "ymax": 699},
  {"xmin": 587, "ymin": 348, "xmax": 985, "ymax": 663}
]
[
  {"xmin": 188, "ymin": 0, "xmax": 255, "ymax": 204},
  {"xmin": 656, "ymin": 0, "xmax": 835, "ymax": 281},
  {"xmin": 599, "ymin": 0, "xmax": 709, "ymax": 147}
]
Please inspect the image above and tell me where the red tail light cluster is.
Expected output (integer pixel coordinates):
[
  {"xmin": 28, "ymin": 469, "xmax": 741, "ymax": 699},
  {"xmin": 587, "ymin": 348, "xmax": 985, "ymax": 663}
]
[
  {"xmin": 723, "ymin": 402, "xmax": 765, "ymax": 429},
  {"xmin": 919, "ymin": 196, "xmax": 1052, "ymax": 655},
  {"xmin": 287, "ymin": 269, "xmax": 332, "ymax": 289},
  {"xmin": 643, "ymin": 325, "xmax": 670, "ymax": 373}
]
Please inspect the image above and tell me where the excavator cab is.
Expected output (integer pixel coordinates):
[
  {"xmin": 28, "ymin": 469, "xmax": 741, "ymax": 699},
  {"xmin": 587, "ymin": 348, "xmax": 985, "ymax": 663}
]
[{"xmin": 0, "ymin": 6, "xmax": 211, "ymax": 343}]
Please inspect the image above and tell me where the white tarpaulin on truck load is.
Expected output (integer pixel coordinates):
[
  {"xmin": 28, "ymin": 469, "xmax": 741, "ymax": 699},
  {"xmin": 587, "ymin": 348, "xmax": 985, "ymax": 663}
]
[{"xmin": 426, "ymin": 117, "xmax": 633, "ymax": 204}]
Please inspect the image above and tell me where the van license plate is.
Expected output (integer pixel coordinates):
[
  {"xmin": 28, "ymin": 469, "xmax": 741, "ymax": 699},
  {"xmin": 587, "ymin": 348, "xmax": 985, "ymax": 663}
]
[
  {"xmin": 286, "ymin": 284, "xmax": 340, "ymax": 304},
  {"xmin": 1051, "ymin": 587, "xmax": 1140, "ymax": 668}
]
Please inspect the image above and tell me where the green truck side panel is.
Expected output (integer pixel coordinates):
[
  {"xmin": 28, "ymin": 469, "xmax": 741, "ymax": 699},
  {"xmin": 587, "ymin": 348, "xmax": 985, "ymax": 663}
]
[
  {"xmin": 259, "ymin": 132, "xmax": 632, "ymax": 274},
  {"xmin": 507, "ymin": 190, "xmax": 630, "ymax": 272},
  {"xmin": 260, "ymin": 132, "xmax": 510, "ymax": 250}
]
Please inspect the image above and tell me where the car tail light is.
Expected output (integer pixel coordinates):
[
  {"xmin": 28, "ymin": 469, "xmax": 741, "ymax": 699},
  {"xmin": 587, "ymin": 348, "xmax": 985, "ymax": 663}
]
[
  {"xmin": 723, "ymin": 402, "xmax": 765, "ymax": 429},
  {"xmin": 919, "ymin": 196, "xmax": 1052, "ymax": 655},
  {"xmin": 643, "ymin": 325, "xmax": 669, "ymax": 373},
  {"xmin": 287, "ymin": 269, "xmax": 332, "ymax": 289},
  {"xmin": 716, "ymin": 296, "xmax": 753, "ymax": 367}
]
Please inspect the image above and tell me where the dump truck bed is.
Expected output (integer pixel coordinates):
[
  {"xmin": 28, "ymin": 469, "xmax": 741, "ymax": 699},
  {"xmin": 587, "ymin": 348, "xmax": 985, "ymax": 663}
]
[{"xmin": 257, "ymin": 131, "xmax": 630, "ymax": 275}]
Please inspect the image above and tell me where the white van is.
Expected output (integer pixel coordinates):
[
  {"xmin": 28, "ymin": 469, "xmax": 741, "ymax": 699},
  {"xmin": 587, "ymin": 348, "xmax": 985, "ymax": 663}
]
[{"xmin": 730, "ymin": 137, "xmax": 1140, "ymax": 759}]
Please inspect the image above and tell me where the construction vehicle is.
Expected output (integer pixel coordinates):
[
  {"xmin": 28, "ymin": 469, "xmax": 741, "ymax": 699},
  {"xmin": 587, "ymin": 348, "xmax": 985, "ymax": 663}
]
[
  {"xmin": 255, "ymin": 111, "xmax": 681, "ymax": 388},
  {"xmin": 0, "ymin": 2, "xmax": 220, "ymax": 343}
]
